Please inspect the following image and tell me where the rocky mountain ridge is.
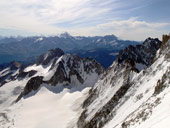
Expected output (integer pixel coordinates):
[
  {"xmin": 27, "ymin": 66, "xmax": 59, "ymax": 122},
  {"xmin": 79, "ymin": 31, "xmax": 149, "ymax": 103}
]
[
  {"xmin": 117, "ymin": 37, "xmax": 161, "ymax": 71},
  {"xmin": 76, "ymin": 37, "xmax": 170, "ymax": 128}
]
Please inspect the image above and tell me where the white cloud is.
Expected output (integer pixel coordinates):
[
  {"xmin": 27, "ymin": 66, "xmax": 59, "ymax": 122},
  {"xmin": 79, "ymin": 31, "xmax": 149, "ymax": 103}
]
[
  {"xmin": 69, "ymin": 18, "xmax": 170, "ymax": 41},
  {"xmin": 0, "ymin": 0, "xmax": 169, "ymax": 40},
  {"xmin": 0, "ymin": 0, "xmax": 115, "ymax": 24},
  {"xmin": 0, "ymin": 0, "xmax": 117, "ymax": 34}
]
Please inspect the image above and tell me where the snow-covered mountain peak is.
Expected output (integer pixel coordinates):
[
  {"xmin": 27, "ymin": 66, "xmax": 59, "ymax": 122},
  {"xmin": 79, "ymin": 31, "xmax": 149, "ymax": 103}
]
[
  {"xmin": 103, "ymin": 34, "xmax": 117, "ymax": 41},
  {"xmin": 59, "ymin": 32, "xmax": 72, "ymax": 38},
  {"xmin": 44, "ymin": 53, "xmax": 104, "ymax": 87},
  {"xmin": 36, "ymin": 48, "xmax": 64, "ymax": 65},
  {"xmin": 117, "ymin": 37, "xmax": 161, "ymax": 71},
  {"xmin": 143, "ymin": 37, "xmax": 161, "ymax": 48}
]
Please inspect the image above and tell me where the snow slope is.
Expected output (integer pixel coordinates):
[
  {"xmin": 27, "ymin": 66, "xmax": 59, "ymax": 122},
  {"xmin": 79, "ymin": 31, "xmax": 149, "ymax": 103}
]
[
  {"xmin": 76, "ymin": 39, "xmax": 170, "ymax": 128},
  {"xmin": 1, "ymin": 84, "xmax": 90, "ymax": 128},
  {"xmin": 104, "ymin": 51, "xmax": 169, "ymax": 128}
]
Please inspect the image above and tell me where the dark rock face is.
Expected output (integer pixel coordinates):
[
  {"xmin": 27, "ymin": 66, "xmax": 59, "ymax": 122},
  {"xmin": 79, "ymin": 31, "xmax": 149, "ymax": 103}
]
[
  {"xmin": 162, "ymin": 34, "xmax": 170, "ymax": 46},
  {"xmin": 23, "ymin": 76, "xmax": 43, "ymax": 96},
  {"xmin": 48, "ymin": 54, "xmax": 104, "ymax": 86},
  {"xmin": 83, "ymin": 58, "xmax": 104, "ymax": 75},
  {"xmin": 0, "ymin": 61, "xmax": 25, "ymax": 87},
  {"xmin": 18, "ymin": 70, "xmax": 37, "ymax": 78},
  {"xmin": 48, "ymin": 61, "xmax": 70, "ymax": 86},
  {"xmin": 36, "ymin": 48, "xmax": 64, "ymax": 65},
  {"xmin": 118, "ymin": 38, "xmax": 161, "ymax": 67},
  {"xmin": 16, "ymin": 76, "xmax": 43, "ymax": 102}
]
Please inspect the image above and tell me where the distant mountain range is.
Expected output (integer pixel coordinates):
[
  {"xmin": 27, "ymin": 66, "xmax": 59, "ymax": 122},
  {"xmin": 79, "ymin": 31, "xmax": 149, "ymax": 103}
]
[{"xmin": 0, "ymin": 33, "xmax": 140, "ymax": 68}]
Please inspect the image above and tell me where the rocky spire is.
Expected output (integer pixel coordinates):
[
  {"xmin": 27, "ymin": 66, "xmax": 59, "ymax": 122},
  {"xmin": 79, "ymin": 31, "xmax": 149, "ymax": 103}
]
[{"xmin": 36, "ymin": 48, "xmax": 64, "ymax": 65}]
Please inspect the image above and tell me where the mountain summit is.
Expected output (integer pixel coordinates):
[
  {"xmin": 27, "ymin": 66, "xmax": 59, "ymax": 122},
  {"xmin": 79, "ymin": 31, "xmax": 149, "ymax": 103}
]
[
  {"xmin": 59, "ymin": 32, "xmax": 72, "ymax": 38},
  {"xmin": 118, "ymin": 38, "xmax": 161, "ymax": 71},
  {"xmin": 36, "ymin": 48, "xmax": 64, "ymax": 65}
]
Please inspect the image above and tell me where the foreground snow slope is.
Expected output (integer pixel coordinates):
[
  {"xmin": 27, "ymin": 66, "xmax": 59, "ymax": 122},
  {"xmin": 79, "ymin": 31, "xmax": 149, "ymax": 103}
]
[
  {"xmin": 1, "ymin": 84, "xmax": 90, "ymax": 128},
  {"xmin": 77, "ymin": 39, "xmax": 170, "ymax": 128}
]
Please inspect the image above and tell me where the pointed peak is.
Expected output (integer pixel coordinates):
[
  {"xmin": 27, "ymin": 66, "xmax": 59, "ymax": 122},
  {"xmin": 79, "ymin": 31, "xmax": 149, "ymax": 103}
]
[
  {"xmin": 36, "ymin": 48, "xmax": 64, "ymax": 65},
  {"xmin": 59, "ymin": 32, "xmax": 72, "ymax": 38},
  {"xmin": 103, "ymin": 34, "xmax": 117, "ymax": 40},
  {"xmin": 143, "ymin": 37, "xmax": 161, "ymax": 47}
]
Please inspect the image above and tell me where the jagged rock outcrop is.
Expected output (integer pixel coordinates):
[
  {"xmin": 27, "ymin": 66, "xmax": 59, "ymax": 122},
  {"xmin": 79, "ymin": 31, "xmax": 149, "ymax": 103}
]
[
  {"xmin": 47, "ymin": 54, "xmax": 104, "ymax": 86},
  {"xmin": 76, "ymin": 38, "xmax": 170, "ymax": 128},
  {"xmin": 0, "ymin": 61, "xmax": 24, "ymax": 86},
  {"xmin": 162, "ymin": 34, "xmax": 170, "ymax": 45},
  {"xmin": 36, "ymin": 48, "xmax": 64, "ymax": 65},
  {"xmin": 118, "ymin": 38, "xmax": 161, "ymax": 71},
  {"xmin": 77, "ymin": 57, "xmax": 138, "ymax": 128},
  {"xmin": 15, "ymin": 76, "xmax": 43, "ymax": 102},
  {"xmin": 23, "ymin": 76, "xmax": 43, "ymax": 95}
]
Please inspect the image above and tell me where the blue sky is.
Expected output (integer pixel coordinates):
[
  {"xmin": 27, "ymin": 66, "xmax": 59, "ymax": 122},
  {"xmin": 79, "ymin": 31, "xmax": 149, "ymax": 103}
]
[{"xmin": 0, "ymin": 0, "xmax": 169, "ymax": 40}]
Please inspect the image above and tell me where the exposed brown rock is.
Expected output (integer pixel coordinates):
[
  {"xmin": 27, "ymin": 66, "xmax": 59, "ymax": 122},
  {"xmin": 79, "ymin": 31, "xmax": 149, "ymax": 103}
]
[{"xmin": 162, "ymin": 34, "xmax": 170, "ymax": 46}]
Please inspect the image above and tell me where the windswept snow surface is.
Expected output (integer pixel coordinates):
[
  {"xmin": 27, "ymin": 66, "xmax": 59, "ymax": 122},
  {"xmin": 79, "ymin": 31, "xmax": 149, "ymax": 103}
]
[
  {"xmin": 0, "ymin": 78, "xmax": 28, "ymax": 111},
  {"xmin": 103, "ymin": 55, "xmax": 170, "ymax": 128},
  {"xmin": 102, "ymin": 47, "xmax": 170, "ymax": 128},
  {"xmin": 1, "ymin": 84, "xmax": 90, "ymax": 128}
]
